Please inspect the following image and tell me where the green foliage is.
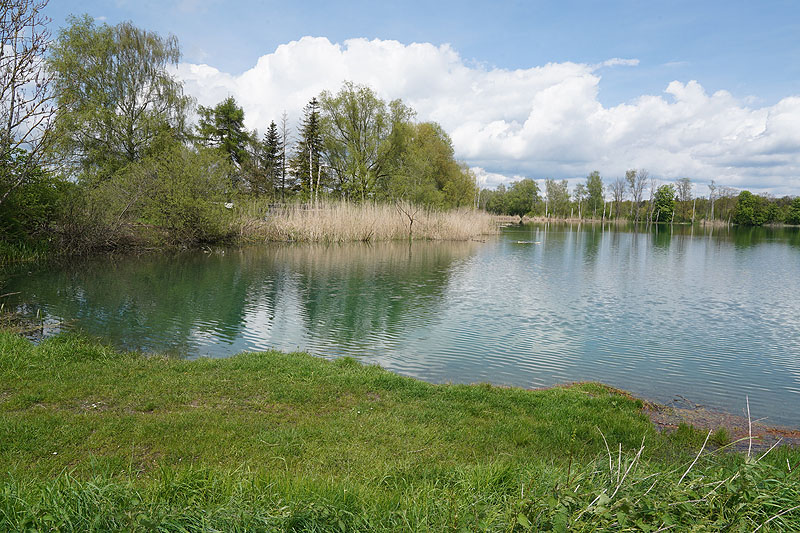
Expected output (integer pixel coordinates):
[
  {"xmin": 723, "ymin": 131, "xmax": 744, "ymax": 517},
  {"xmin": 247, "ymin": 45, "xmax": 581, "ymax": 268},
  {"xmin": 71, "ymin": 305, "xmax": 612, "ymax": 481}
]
[
  {"xmin": 733, "ymin": 190, "xmax": 769, "ymax": 226},
  {"xmin": 786, "ymin": 197, "xmax": 800, "ymax": 225},
  {"xmin": 315, "ymin": 82, "xmax": 476, "ymax": 207},
  {"xmin": 484, "ymin": 183, "xmax": 507, "ymax": 214},
  {"xmin": 387, "ymin": 121, "xmax": 476, "ymax": 208},
  {"xmin": 251, "ymin": 120, "xmax": 283, "ymax": 197},
  {"xmin": 545, "ymin": 178, "xmax": 570, "ymax": 217},
  {"xmin": 573, "ymin": 183, "xmax": 587, "ymax": 217},
  {"xmin": 291, "ymin": 97, "xmax": 325, "ymax": 200},
  {"xmin": 320, "ymin": 82, "xmax": 394, "ymax": 201},
  {"xmin": 505, "ymin": 179, "xmax": 540, "ymax": 219},
  {"xmin": 653, "ymin": 184, "xmax": 676, "ymax": 222},
  {"xmin": 483, "ymin": 179, "xmax": 541, "ymax": 218},
  {"xmin": 0, "ymin": 149, "xmax": 67, "ymax": 244},
  {"xmin": 196, "ymin": 96, "xmax": 250, "ymax": 168},
  {"xmin": 54, "ymin": 140, "xmax": 234, "ymax": 250},
  {"xmin": 48, "ymin": 15, "xmax": 191, "ymax": 183},
  {"xmin": 586, "ymin": 171, "xmax": 604, "ymax": 217},
  {"xmin": 103, "ymin": 143, "xmax": 233, "ymax": 244},
  {"xmin": 710, "ymin": 427, "xmax": 730, "ymax": 447}
]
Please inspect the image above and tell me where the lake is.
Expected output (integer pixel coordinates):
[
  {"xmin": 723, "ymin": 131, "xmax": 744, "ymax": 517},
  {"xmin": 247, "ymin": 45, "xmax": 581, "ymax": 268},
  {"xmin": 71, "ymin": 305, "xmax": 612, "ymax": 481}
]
[{"xmin": 4, "ymin": 223, "xmax": 800, "ymax": 426}]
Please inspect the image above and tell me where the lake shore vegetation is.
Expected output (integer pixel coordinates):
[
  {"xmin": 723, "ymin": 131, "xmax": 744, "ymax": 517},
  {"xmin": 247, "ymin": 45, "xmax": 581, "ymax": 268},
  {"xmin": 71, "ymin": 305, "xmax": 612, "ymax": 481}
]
[
  {"xmin": 482, "ymin": 174, "xmax": 800, "ymax": 226},
  {"xmin": 1, "ymin": 331, "xmax": 799, "ymax": 531},
  {"xmin": 1, "ymin": 10, "xmax": 488, "ymax": 265},
  {"xmin": 236, "ymin": 200, "xmax": 496, "ymax": 243}
]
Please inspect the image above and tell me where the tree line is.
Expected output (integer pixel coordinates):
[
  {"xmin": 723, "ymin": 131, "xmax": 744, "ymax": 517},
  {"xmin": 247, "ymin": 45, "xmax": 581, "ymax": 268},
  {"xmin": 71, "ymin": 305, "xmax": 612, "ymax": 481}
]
[
  {"xmin": 1, "ymin": 5, "xmax": 478, "ymax": 255},
  {"xmin": 482, "ymin": 171, "xmax": 800, "ymax": 226}
]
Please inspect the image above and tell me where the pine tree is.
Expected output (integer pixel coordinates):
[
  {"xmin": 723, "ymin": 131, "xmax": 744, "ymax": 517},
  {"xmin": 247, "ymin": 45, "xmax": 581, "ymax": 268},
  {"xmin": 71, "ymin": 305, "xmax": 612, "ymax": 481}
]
[
  {"xmin": 290, "ymin": 98, "xmax": 326, "ymax": 201},
  {"xmin": 197, "ymin": 96, "xmax": 250, "ymax": 167},
  {"xmin": 262, "ymin": 121, "xmax": 281, "ymax": 196}
]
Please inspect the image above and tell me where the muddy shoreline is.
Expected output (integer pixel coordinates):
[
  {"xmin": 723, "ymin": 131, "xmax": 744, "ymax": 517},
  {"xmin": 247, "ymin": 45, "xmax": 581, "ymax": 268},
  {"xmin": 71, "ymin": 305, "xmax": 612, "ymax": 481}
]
[{"xmin": 644, "ymin": 394, "xmax": 800, "ymax": 452}]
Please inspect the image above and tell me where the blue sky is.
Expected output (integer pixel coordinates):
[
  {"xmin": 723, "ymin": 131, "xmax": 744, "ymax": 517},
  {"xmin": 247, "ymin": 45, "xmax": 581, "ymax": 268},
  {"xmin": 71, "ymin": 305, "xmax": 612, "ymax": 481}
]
[
  {"xmin": 46, "ymin": 1, "xmax": 800, "ymax": 106},
  {"xmin": 45, "ymin": 1, "xmax": 800, "ymax": 194}
]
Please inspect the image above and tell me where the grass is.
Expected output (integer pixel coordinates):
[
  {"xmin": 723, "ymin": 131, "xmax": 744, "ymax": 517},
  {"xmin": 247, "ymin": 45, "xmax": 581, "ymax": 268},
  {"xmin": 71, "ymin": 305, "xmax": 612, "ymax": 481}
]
[
  {"xmin": 0, "ymin": 240, "xmax": 51, "ymax": 267},
  {"xmin": 1, "ymin": 331, "xmax": 799, "ymax": 531},
  {"xmin": 235, "ymin": 199, "xmax": 497, "ymax": 243}
]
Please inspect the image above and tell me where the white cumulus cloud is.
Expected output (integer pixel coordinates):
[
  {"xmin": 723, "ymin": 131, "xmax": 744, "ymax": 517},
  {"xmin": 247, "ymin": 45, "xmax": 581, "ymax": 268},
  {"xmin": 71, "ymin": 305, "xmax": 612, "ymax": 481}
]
[{"xmin": 175, "ymin": 36, "xmax": 800, "ymax": 195}]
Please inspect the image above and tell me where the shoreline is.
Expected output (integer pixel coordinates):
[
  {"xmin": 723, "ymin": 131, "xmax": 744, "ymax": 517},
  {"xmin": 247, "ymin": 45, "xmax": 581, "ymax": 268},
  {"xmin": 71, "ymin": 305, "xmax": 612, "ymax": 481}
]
[
  {"xmin": 642, "ymin": 395, "xmax": 800, "ymax": 451},
  {"xmin": 2, "ymin": 331, "xmax": 799, "ymax": 530},
  {"xmin": 523, "ymin": 381, "xmax": 800, "ymax": 448},
  {"xmin": 3, "ymin": 324, "xmax": 799, "ymax": 446}
]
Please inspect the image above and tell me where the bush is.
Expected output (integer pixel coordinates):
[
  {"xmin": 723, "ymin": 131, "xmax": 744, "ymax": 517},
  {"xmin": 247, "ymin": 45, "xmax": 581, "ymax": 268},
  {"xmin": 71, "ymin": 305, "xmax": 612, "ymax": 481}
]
[
  {"xmin": 128, "ymin": 144, "xmax": 234, "ymax": 244},
  {"xmin": 0, "ymin": 150, "xmax": 68, "ymax": 245}
]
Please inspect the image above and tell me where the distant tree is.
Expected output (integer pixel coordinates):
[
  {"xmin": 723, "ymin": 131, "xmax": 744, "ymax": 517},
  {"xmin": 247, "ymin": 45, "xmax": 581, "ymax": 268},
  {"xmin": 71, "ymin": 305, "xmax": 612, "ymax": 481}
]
[
  {"xmin": 676, "ymin": 177, "xmax": 692, "ymax": 221},
  {"xmin": 787, "ymin": 197, "xmax": 800, "ymax": 225},
  {"xmin": 246, "ymin": 120, "xmax": 281, "ymax": 197},
  {"xmin": 278, "ymin": 111, "xmax": 291, "ymax": 201},
  {"xmin": 718, "ymin": 186, "xmax": 738, "ymax": 223},
  {"xmin": 0, "ymin": 0, "xmax": 56, "ymax": 208},
  {"xmin": 611, "ymin": 177, "xmax": 626, "ymax": 219},
  {"xmin": 485, "ymin": 184, "xmax": 508, "ymax": 214},
  {"xmin": 647, "ymin": 174, "xmax": 659, "ymax": 222},
  {"xmin": 262, "ymin": 121, "xmax": 282, "ymax": 195},
  {"xmin": 708, "ymin": 180, "xmax": 717, "ymax": 220},
  {"xmin": 732, "ymin": 190, "xmax": 768, "ymax": 226},
  {"xmin": 573, "ymin": 183, "xmax": 586, "ymax": 218},
  {"xmin": 653, "ymin": 184, "xmax": 675, "ymax": 222},
  {"xmin": 586, "ymin": 171, "xmax": 604, "ymax": 217},
  {"xmin": 385, "ymin": 121, "xmax": 474, "ymax": 208},
  {"xmin": 505, "ymin": 178, "xmax": 540, "ymax": 221},
  {"xmin": 320, "ymin": 82, "xmax": 393, "ymax": 202},
  {"xmin": 48, "ymin": 15, "xmax": 191, "ymax": 184},
  {"xmin": 196, "ymin": 96, "xmax": 250, "ymax": 167},
  {"xmin": 290, "ymin": 97, "xmax": 324, "ymax": 201},
  {"xmin": 626, "ymin": 169, "xmax": 647, "ymax": 222},
  {"xmin": 764, "ymin": 197, "xmax": 782, "ymax": 224},
  {"xmin": 545, "ymin": 178, "xmax": 570, "ymax": 218},
  {"xmin": 443, "ymin": 164, "xmax": 478, "ymax": 208}
]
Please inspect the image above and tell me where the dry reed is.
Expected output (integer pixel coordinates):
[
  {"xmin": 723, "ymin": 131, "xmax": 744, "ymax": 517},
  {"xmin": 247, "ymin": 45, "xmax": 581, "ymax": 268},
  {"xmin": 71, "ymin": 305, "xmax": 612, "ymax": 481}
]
[{"xmin": 235, "ymin": 200, "xmax": 497, "ymax": 243}]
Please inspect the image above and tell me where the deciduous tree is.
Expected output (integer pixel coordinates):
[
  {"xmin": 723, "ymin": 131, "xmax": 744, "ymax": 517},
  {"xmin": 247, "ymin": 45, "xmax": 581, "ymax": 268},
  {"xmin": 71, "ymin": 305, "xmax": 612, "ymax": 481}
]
[
  {"xmin": 0, "ymin": 0, "xmax": 56, "ymax": 207},
  {"xmin": 653, "ymin": 184, "xmax": 675, "ymax": 222},
  {"xmin": 586, "ymin": 171, "xmax": 604, "ymax": 217},
  {"xmin": 48, "ymin": 15, "xmax": 191, "ymax": 183},
  {"xmin": 505, "ymin": 178, "xmax": 540, "ymax": 221},
  {"xmin": 611, "ymin": 177, "xmax": 626, "ymax": 219}
]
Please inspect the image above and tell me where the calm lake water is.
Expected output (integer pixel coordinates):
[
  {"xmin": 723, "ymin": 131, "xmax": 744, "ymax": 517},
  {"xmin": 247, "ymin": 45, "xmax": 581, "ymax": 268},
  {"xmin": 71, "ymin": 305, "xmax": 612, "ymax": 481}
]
[{"xmin": 4, "ymin": 223, "xmax": 800, "ymax": 426}]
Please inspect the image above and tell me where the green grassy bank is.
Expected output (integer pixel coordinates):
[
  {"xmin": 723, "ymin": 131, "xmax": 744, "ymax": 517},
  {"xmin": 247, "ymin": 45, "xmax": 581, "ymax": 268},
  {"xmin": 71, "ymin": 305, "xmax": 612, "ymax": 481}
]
[{"xmin": 1, "ymin": 332, "xmax": 798, "ymax": 531}]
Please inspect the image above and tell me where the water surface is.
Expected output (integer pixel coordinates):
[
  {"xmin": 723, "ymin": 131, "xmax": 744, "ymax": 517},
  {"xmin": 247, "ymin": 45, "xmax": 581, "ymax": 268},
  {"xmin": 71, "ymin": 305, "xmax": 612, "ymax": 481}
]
[{"xmin": 5, "ymin": 223, "xmax": 800, "ymax": 426}]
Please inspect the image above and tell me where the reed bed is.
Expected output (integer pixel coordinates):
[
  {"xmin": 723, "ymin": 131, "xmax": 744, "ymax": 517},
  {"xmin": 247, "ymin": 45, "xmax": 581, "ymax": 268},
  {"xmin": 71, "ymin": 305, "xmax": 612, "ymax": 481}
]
[
  {"xmin": 0, "ymin": 241, "xmax": 50, "ymax": 266},
  {"xmin": 235, "ymin": 199, "xmax": 497, "ymax": 243}
]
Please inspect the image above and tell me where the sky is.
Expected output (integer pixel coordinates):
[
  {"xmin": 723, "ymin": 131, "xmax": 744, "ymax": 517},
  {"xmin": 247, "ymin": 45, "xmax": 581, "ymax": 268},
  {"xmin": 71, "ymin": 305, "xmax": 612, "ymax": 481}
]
[{"xmin": 45, "ymin": 1, "xmax": 800, "ymax": 195}]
